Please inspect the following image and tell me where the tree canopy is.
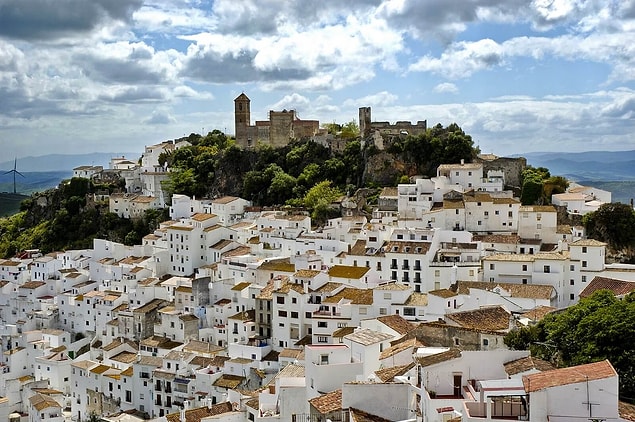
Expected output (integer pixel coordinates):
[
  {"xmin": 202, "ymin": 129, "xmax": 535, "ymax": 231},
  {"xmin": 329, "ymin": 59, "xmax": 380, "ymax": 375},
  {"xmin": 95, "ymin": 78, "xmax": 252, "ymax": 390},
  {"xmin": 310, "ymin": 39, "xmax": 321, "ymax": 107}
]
[
  {"xmin": 583, "ymin": 202, "xmax": 635, "ymax": 249},
  {"xmin": 504, "ymin": 290, "xmax": 635, "ymax": 399}
]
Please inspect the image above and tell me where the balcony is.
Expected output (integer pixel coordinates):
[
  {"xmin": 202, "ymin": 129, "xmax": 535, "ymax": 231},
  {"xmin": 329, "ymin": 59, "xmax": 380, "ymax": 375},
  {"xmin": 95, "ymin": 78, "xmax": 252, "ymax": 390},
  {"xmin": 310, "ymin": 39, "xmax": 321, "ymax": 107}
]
[{"xmin": 313, "ymin": 310, "xmax": 341, "ymax": 317}]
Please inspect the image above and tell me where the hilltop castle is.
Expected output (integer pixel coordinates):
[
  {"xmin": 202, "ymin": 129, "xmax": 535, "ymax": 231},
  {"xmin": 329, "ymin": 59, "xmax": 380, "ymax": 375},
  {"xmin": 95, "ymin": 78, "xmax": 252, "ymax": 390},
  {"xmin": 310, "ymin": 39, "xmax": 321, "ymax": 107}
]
[{"xmin": 234, "ymin": 93, "xmax": 320, "ymax": 149}]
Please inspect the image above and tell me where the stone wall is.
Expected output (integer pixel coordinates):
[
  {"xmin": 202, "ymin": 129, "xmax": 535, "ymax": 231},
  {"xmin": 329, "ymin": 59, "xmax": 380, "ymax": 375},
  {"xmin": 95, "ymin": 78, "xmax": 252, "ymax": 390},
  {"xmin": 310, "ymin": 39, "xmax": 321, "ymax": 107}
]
[{"xmin": 477, "ymin": 156, "xmax": 527, "ymax": 189}]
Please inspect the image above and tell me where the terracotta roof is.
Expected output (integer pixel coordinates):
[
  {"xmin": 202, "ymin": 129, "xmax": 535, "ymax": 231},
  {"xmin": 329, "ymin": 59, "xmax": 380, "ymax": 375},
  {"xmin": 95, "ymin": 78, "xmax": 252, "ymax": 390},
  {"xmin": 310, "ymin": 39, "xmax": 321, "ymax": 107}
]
[
  {"xmin": 228, "ymin": 309, "xmax": 255, "ymax": 321},
  {"xmin": 504, "ymin": 356, "xmax": 555, "ymax": 375},
  {"xmin": 456, "ymin": 281, "xmax": 555, "ymax": 300},
  {"xmin": 212, "ymin": 374, "xmax": 245, "ymax": 389},
  {"xmin": 374, "ymin": 362, "xmax": 415, "ymax": 382},
  {"xmin": 294, "ymin": 269, "xmax": 321, "ymax": 278},
  {"xmin": 183, "ymin": 340, "xmax": 224, "ymax": 355},
  {"xmin": 191, "ymin": 212, "xmax": 217, "ymax": 221},
  {"xmin": 414, "ymin": 348, "xmax": 462, "ymax": 367},
  {"xmin": 446, "ymin": 306, "xmax": 511, "ymax": 332},
  {"xmin": 376, "ymin": 315, "xmax": 415, "ymax": 335},
  {"xmin": 165, "ymin": 402, "xmax": 233, "ymax": 422},
  {"xmin": 332, "ymin": 326, "xmax": 356, "ymax": 338},
  {"xmin": 374, "ymin": 282, "xmax": 410, "ymax": 291},
  {"xmin": 258, "ymin": 258, "xmax": 296, "ymax": 272},
  {"xmin": 29, "ymin": 393, "xmax": 61, "ymax": 411},
  {"xmin": 231, "ymin": 281, "xmax": 251, "ymax": 291},
  {"xmin": 323, "ymin": 287, "xmax": 373, "ymax": 305},
  {"xmin": 349, "ymin": 407, "xmax": 392, "ymax": 422},
  {"xmin": 523, "ymin": 360, "xmax": 617, "ymax": 392},
  {"xmin": 279, "ymin": 348, "xmax": 303, "ymax": 359},
  {"xmin": 570, "ymin": 238, "xmax": 607, "ymax": 247},
  {"xmin": 313, "ymin": 282, "xmax": 342, "ymax": 293},
  {"xmin": 309, "ymin": 389, "xmax": 342, "ymax": 414},
  {"xmin": 404, "ymin": 292, "xmax": 428, "ymax": 306},
  {"xmin": 473, "ymin": 234, "xmax": 521, "ymax": 244},
  {"xmin": 620, "ymin": 401, "xmax": 635, "ymax": 422},
  {"xmin": 212, "ymin": 195, "xmax": 240, "ymax": 204},
  {"xmin": 428, "ymin": 289, "xmax": 457, "ymax": 298},
  {"xmin": 328, "ymin": 265, "xmax": 370, "ymax": 279},
  {"xmin": 379, "ymin": 337, "xmax": 422, "ymax": 360},
  {"xmin": 384, "ymin": 241, "xmax": 431, "ymax": 254},
  {"xmin": 579, "ymin": 276, "xmax": 635, "ymax": 298},
  {"xmin": 520, "ymin": 306, "xmax": 556, "ymax": 322}
]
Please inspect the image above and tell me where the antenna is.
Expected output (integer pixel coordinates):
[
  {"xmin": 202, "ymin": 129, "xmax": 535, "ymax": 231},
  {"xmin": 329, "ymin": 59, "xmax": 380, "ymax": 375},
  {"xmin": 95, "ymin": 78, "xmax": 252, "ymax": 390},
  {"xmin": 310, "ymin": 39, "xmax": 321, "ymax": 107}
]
[{"xmin": 4, "ymin": 158, "xmax": 25, "ymax": 194}]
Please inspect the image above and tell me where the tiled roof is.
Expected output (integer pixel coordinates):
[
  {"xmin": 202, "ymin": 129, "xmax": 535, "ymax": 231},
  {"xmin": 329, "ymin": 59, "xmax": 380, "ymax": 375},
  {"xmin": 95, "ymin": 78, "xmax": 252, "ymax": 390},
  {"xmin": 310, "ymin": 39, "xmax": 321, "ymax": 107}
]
[
  {"xmin": 473, "ymin": 234, "xmax": 521, "ymax": 244},
  {"xmin": 456, "ymin": 281, "xmax": 555, "ymax": 300},
  {"xmin": 428, "ymin": 289, "xmax": 457, "ymax": 298},
  {"xmin": 228, "ymin": 309, "xmax": 255, "ymax": 321},
  {"xmin": 309, "ymin": 389, "xmax": 342, "ymax": 414},
  {"xmin": 344, "ymin": 328, "xmax": 393, "ymax": 346},
  {"xmin": 183, "ymin": 340, "xmax": 224, "ymax": 355},
  {"xmin": 523, "ymin": 360, "xmax": 617, "ymax": 392},
  {"xmin": 212, "ymin": 374, "xmax": 245, "ymax": 389},
  {"xmin": 332, "ymin": 326, "xmax": 356, "ymax": 338},
  {"xmin": 570, "ymin": 238, "xmax": 607, "ymax": 247},
  {"xmin": 384, "ymin": 241, "xmax": 431, "ymax": 254},
  {"xmin": 446, "ymin": 306, "xmax": 511, "ymax": 332},
  {"xmin": 279, "ymin": 348, "xmax": 303, "ymax": 359},
  {"xmin": 374, "ymin": 362, "xmax": 415, "ymax": 382},
  {"xmin": 519, "ymin": 205, "xmax": 556, "ymax": 212},
  {"xmin": 273, "ymin": 363, "xmax": 305, "ymax": 380},
  {"xmin": 165, "ymin": 402, "xmax": 233, "ymax": 422},
  {"xmin": 404, "ymin": 292, "xmax": 428, "ymax": 306},
  {"xmin": 313, "ymin": 282, "xmax": 342, "ymax": 293},
  {"xmin": 504, "ymin": 356, "xmax": 555, "ymax": 375},
  {"xmin": 231, "ymin": 281, "xmax": 251, "ymax": 291},
  {"xmin": 328, "ymin": 265, "xmax": 370, "ymax": 279},
  {"xmin": 349, "ymin": 407, "xmax": 392, "ymax": 422},
  {"xmin": 379, "ymin": 338, "xmax": 421, "ymax": 360},
  {"xmin": 620, "ymin": 401, "xmax": 635, "ymax": 422},
  {"xmin": 29, "ymin": 393, "xmax": 61, "ymax": 411},
  {"xmin": 376, "ymin": 314, "xmax": 415, "ymax": 335},
  {"xmin": 374, "ymin": 282, "xmax": 410, "ymax": 291},
  {"xmin": 258, "ymin": 258, "xmax": 296, "ymax": 272},
  {"xmin": 191, "ymin": 212, "xmax": 217, "ymax": 221},
  {"xmin": 520, "ymin": 306, "xmax": 556, "ymax": 321},
  {"xmin": 294, "ymin": 269, "xmax": 321, "ymax": 278},
  {"xmin": 414, "ymin": 347, "xmax": 462, "ymax": 367},
  {"xmin": 323, "ymin": 287, "xmax": 373, "ymax": 305},
  {"xmin": 579, "ymin": 276, "xmax": 635, "ymax": 298}
]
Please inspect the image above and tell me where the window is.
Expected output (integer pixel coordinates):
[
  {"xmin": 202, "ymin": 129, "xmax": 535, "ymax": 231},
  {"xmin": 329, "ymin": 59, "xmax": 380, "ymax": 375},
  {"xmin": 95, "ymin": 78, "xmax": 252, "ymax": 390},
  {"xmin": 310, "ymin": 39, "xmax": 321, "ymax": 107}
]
[
  {"xmin": 278, "ymin": 310, "xmax": 287, "ymax": 317},
  {"xmin": 570, "ymin": 279, "xmax": 575, "ymax": 285},
  {"xmin": 570, "ymin": 293, "xmax": 575, "ymax": 300},
  {"xmin": 570, "ymin": 265, "xmax": 575, "ymax": 271},
  {"xmin": 383, "ymin": 293, "xmax": 391, "ymax": 300},
  {"xmin": 544, "ymin": 265, "xmax": 550, "ymax": 273},
  {"xmin": 320, "ymin": 354, "xmax": 329, "ymax": 365},
  {"xmin": 582, "ymin": 246, "xmax": 588, "ymax": 253},
  {"xmin": 291, "ymin": 297, "xmax": 297, "ymax": 304},
  {"xmin": 359, "ymin": 307, "xmax": 367, "ymax": 315},
  {"xmin": 276, "ymin": 297, "xmax": 285, "ymax": 304},
  {"xmin": 489, "ymin": 264, "xmax": 495, "ymax": 270},
  {"xmin": 317, "ymin": 321, "xmax": 328, "ymax": 328},
  {"xmin": 582, "ymin": 261, "xmax": 587, "ymax": 268},
  {"xmin": 379, "ymin": 308, "xmax": 387, "ymax": 315},
  {"xmin": 582, "ymin": 275, "xmax": 587, "ymax": 282},
  {"xmin": 317, "ymin": 336, "xmax": 328, "ymax": 343},
  {"xmin": 403, "ymin": 308, "xmax": 415, "ymax": 316},
  {"xmin": 291, "ymin": 311, "xmax": 298, "ymax": 318},
  {"xmin": 483, "ymin": 339, "xmax": 489, "ymax": 346},
  {"xmin": 522, "ymin": 264, "xmax": 527, "ymax": 271}
]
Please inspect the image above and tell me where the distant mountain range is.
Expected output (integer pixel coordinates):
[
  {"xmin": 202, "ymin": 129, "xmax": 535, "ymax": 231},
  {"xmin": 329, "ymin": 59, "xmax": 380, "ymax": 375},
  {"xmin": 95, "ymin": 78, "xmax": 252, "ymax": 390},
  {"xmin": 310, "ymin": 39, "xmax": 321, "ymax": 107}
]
[
  {"xmin": 0, "ymin": 152, "xmax": 137, "ymax": 173},
  {"xmin": 518, "ymin": 150, "xmax": 635, "ymax": 181}
]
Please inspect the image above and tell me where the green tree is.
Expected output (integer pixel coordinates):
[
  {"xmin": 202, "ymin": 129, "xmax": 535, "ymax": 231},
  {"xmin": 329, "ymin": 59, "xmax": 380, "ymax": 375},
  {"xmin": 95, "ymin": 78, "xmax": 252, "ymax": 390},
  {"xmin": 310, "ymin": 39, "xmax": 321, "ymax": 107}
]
[
  {"xmin": 583, "ymin": 202, "xmax": 635, "ymax": 248},
  {"xmin": 525, "ymin": 290, "xmax": 635, "ymax": 399},
  {"xmin": 340, "ymin": 120, "xmax": 360, "ymax": 139},
  {"xmin": 303, "ymin": 180, "xmax": 342, "ymax": 224}
]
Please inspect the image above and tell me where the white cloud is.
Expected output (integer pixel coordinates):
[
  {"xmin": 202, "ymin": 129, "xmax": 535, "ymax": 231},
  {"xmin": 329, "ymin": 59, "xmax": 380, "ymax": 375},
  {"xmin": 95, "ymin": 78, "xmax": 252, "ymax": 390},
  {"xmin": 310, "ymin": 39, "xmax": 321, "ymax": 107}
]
[{"xmin": 434, "ymin": 83, "xmax": 458, "ymax": 94}]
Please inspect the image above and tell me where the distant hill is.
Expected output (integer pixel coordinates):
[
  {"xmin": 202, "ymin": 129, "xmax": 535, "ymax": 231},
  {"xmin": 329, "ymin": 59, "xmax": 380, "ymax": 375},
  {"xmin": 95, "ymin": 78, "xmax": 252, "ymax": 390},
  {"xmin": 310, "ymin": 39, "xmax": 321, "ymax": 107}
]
[
  {"xmin": 0, "ymin": 171, "xmax": 71, "ymax": 195},
  {"xmin": 0, "ymin": 152, "xmax": 137, "ymax": 172},
  {"xmin": 0, "ymin": 193, "xmax": 29, "ymax": 217},
  {"xmin": 519, "ymin": 150, "xmax": 635, "ymax": 181}
]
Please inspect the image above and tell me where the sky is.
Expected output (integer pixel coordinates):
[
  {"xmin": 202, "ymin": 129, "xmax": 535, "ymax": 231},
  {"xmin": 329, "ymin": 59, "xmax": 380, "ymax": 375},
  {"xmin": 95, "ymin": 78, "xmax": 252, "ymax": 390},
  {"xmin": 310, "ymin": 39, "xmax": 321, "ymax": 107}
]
[{"xmin": 1, "ymin": 0, "xmax": 634, "ymax": 161}]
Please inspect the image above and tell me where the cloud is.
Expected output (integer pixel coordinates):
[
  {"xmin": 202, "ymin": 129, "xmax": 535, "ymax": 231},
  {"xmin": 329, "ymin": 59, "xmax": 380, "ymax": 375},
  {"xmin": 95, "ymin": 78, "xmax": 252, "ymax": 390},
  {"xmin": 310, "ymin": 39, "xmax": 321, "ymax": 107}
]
[
  {"xmin": 434, "ymin": 83, "xmax": 459, "ymax": 94},
  {"xmin": 269, "ymin": 94, "xmax": 311, "ymax": 112},
  {"xmin": 344, "ymin": 91, "xmax": 398, "ymax": 107},
  {"xmin": 0, "ymin": 0, "xmax": 143, "ymax": 41},
  {"xmin": 144, "ymin": 108, "xmax": 177, "ymax": 124}
]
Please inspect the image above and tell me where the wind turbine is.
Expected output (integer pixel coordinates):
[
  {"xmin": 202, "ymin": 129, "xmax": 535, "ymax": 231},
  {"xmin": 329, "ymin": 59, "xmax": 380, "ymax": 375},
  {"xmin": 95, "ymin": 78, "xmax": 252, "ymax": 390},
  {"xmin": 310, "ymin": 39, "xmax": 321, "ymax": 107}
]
[{"xmin": 4, "ymin": 158, "xmax": 25, "ymax": 194}]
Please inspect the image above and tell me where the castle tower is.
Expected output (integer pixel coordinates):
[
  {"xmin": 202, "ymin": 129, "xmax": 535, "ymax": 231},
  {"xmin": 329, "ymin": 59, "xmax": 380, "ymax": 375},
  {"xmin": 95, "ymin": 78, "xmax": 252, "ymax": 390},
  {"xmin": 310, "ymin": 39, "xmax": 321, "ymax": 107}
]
[
  {"xmin": 359, "ymin": 106, "xmax": 371, "ymax": 138},
  {"xmin": 234, "ymin": 93, "xmax": 251, "ymax": 147}
]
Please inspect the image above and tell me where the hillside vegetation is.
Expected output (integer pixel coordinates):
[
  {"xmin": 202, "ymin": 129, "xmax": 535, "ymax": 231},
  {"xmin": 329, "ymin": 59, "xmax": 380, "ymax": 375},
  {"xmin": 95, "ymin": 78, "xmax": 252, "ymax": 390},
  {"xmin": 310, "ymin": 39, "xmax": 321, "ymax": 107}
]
[{"xmin": 0, "ymin": 124, "xmax": 478, "ymax": 257}]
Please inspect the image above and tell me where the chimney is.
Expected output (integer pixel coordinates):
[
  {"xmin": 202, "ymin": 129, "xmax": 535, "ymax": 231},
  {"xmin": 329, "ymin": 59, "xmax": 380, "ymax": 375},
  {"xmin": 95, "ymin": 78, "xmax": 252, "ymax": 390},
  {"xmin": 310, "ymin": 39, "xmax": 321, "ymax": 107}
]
[{"xmin": 460, "ymin": 159, "xmax": 465, "ymax": 165}]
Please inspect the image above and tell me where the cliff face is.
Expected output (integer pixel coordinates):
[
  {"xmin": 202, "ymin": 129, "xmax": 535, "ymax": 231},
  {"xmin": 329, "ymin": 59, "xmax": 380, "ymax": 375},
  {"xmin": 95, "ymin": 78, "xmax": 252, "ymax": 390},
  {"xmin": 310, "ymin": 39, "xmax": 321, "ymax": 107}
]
[{"xmin": 362, "ymin": 151, "xmax": 407, "ymax": 186}]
